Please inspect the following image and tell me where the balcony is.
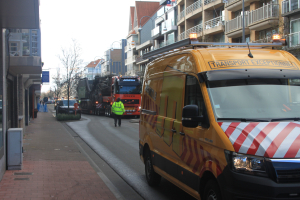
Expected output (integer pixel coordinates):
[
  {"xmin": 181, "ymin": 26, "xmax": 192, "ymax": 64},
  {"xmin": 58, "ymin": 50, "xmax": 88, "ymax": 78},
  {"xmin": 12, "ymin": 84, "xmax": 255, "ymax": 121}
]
[
  {"xmin": 178, "ymin": 31, "xmax": 187, "ymax": 41},
  {"xmin": 282, "ymin": 0, "xmax": 300, "ymax": 16},
  {"xmin": 186, "ymin": 0, "xmax": 202, "ymax": 20},
  {"xmin": 225, "ymin": 15, "xmax": 250, "ymax": 38},
  {"xmin": 248, "ymin": 4, "xmax": 279, "ymax": 31},
  {"xmin": 177, "ymin": 10, "xmax": 185, "ymax": 25},
  {"xmin": 155, "ymin": 15, "xmax": 166, "ymax": 25},
  {"xmin": 204, "ymin": 16, "xmax": 224, "ymax": 35},
  {"xmin": 204, "ymin": 0, "xmax": 224, "ymax": 10},
  {"xmin": 136, "ymin": 56, "xmax": 149, "ymax": 65},
  {"xmin": 9, "ymin": 29, "xmax": 42, "ymax": 75},
  {"xmin": 136, "ymin": 40, "xmax": 154, "ymax": 51},
  {"xmin": 225, "ymin": 0, "xmax": 260, "ymax": 12},
  {"xmin": 186, "ymin": 24, "xmax": 203, "ymax": 37},
  {"xmin": 125, "ymin": 55, "xmax": 137, "ymax": 66},
  {"xmin": 162, "ymin": 18, "xmax": 177, "ymax": 35},
  {"xmin": 152, "ymin": 26, "xmax": 161, "ymax": 39}
]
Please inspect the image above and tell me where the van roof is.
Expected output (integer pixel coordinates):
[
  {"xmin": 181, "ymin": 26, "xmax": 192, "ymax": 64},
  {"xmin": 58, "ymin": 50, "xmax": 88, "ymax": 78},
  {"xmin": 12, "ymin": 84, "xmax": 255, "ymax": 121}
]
[
  {"xmin": 196, "ymin": 48, "xmax": 300, "ymax": 72},
  {"xmin": 146, "ymin": 48, "xmax": 300, "ymax": 77}
]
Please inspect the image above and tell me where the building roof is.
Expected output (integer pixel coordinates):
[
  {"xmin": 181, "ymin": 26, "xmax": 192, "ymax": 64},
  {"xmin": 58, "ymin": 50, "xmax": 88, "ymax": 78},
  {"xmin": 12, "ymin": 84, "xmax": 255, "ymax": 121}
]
[
  {"xmin": 86, "ymin": 59, "xmax": 102, "ymax": 68},
  {"xmin": 135, "ymin": 1, "xmax": 160, "ymax": 27},
  {"xmin": 130, "ymin": 6, "xmax": 135, "ymax": 31}
]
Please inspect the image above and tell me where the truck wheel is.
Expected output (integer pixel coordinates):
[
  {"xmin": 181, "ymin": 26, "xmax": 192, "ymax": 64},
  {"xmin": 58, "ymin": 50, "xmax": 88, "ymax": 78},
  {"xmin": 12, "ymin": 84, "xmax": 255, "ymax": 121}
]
[
  {"xmin": 145, "ymin": 149, "xmax": 161, "ymax": 186},
  {"xmin": 105, "ymin": 108, "xmax": 107, "ymax": 116},
  {"xmin": 203, "ymin": 180, "xmax": 222, "ymax": 200}
]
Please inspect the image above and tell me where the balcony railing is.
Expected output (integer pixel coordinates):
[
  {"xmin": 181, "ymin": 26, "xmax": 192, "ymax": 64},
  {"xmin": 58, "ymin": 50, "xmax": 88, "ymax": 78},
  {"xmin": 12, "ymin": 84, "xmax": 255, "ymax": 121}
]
[
  {"xmin": 186, "ymin": 24, "xmax": 203, "ymax": 36},
  {"xmin": 225, "ymin": 14, "xmax": 249, "ymax": 33},
  {"xmin": 248, "ymin": 4, "xmax": 279, "ymax": 25},
  {"xmin": 178, "ymin": 31, "xmax": 187, "ymax": 41},
  {"xmin": 282, "ymin": 0, "xmax": 300, "ymax": 14},
  {"xmin": 178, "ymin": 10, "xmax": 185, "ymax": 22},
  {"xmin": 205, "ymin": 16, "xmax": 224, "ymax": 30},
  {"xmin": 186, "ymin": 0, "xmax": 202, "ymax": 15},
  {"xmin": 151, "ymin": 26, "xmax": 160, "ymax": 37},
  {"xmin": 282, "ymin": 1, "xmax": 289, "ymax": 14},
  {"xmin": 204, "ymin": 0, "xmax": 218, "ymax": 6},
  {"xmin": 225, "ymin": 0, "xmax": 240, "ymax": 6}
]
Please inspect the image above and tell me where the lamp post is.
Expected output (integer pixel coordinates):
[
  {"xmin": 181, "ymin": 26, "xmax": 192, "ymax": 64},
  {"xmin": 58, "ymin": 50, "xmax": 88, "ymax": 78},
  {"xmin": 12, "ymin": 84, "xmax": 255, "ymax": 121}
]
[
  {"xmin": 110, "ymin": 41, "xmax": 122, "ymax": 51},
  {"xmin": 138, "ymin": 15, "xmax": 167, "ymax": 45}
]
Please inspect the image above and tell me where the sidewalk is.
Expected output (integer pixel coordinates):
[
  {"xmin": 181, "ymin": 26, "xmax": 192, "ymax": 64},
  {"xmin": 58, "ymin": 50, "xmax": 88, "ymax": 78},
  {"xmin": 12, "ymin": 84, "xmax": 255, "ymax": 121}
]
[{"xmin": 0, "ymin": 111, "xmax": 117, "ymax": 200}]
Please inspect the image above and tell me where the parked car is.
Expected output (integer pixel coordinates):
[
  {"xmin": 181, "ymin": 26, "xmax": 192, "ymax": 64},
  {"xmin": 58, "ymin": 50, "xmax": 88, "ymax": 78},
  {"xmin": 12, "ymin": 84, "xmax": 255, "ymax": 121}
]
[{"xmin": 56, "ymin": 99, "xmax": 81, "ymax": 116}]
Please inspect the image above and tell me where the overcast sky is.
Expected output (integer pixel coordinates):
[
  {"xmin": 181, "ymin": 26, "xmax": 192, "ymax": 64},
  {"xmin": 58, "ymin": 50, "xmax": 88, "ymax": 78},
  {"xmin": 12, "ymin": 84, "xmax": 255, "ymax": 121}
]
[{"xmin": 40, "ymin": 0, "xmax": 159, "ymax": 92}]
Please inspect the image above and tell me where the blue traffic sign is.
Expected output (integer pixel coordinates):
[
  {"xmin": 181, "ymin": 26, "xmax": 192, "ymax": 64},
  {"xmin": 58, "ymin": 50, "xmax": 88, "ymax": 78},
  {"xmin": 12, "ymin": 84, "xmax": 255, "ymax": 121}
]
[{"xmin": 42, "ymin": 71, "xmax": 49, "ymax": 83}]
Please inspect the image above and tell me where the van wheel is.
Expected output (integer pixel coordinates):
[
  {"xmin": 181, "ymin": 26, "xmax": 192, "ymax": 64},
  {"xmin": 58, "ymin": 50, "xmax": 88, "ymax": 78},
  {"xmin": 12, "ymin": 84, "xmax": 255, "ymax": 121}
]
[
  {"xmin": 203, "ymin": 180, "xmax": 222, "ymax": 200},
  {"xmin": 145, "ymin": 149, "xmax": 161, "ymax": 186}
]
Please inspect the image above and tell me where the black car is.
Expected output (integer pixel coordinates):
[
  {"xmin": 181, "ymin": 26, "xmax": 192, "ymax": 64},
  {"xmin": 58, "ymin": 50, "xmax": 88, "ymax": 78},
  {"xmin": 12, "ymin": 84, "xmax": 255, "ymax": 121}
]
[{"xmin": 56, "ymin": 100, "xmax": 81, "ymax": 115}]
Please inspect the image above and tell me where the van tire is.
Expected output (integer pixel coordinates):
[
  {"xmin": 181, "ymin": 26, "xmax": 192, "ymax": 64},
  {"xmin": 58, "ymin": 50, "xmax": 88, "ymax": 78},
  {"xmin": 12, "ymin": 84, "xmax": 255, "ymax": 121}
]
[
  {"xmin": 145, "ymin": 149, "xmax": 161, "ymax": 186},
  {"xmin": 203, "ymin": 180, "xmax": 222, "ymax": 200}
]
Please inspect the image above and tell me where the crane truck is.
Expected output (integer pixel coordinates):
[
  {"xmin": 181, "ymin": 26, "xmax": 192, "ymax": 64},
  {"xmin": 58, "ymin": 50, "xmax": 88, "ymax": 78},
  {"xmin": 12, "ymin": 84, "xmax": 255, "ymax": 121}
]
[{"xmin": 77, "ymin": 75, "xmax": 141, "ymax": 117}]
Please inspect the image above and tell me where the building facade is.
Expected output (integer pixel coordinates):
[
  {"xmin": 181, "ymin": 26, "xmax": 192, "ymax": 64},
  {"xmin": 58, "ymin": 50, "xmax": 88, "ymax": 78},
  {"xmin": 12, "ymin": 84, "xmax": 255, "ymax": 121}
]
[
  {"xmin": 126, "ymin": 1, "xmax": 161, "ymax": 76},
  {"xmin": 85, "ymin": 59, "xmax": 103, "ymax": 80},
  {"xmin": 282, "ymin": 0, "xmax": 300, "ymax": 58},
  {"xmin": 103, "ymin": 39, "xmax": 127, "ymax": 76},
  {"xmin": 0, "ymin": 0, "xmax": 41, "ymax": 181}
]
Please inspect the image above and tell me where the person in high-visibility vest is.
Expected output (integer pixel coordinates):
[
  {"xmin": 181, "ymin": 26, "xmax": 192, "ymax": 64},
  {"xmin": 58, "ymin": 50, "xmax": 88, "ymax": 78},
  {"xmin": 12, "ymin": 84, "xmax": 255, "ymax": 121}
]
[{"xmin": 111, "ymin": 98, "xmax": 125, "ymax": 127}]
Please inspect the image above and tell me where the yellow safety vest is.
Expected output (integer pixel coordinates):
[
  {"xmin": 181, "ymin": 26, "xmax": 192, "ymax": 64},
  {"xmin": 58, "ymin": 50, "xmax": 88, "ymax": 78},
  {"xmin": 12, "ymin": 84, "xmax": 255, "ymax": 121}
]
[{"xmin": 112, "ymin": 101, "xmax": 125, "ymax": 115}]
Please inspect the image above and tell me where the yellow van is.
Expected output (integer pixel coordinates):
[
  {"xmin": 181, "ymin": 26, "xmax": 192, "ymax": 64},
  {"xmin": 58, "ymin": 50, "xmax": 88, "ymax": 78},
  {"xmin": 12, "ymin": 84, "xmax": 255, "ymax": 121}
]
[{"xmin": 139, "ymin": 35, "xmax": 300, "ymax": 199}]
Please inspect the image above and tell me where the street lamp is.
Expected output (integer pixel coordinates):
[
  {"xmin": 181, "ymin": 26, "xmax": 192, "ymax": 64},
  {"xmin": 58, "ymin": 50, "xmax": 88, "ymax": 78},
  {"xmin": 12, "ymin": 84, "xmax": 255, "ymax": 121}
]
[
  {"xmin": 138, "ymin": 15, "xmax": 167, "ymax": 32},
  {"xmin": 110, "ymin": 41, "xmax": 122, "ymax": 51},
  {"xmin": 138, "ymin": 16, "xmax": 154, "ymax": 32}
]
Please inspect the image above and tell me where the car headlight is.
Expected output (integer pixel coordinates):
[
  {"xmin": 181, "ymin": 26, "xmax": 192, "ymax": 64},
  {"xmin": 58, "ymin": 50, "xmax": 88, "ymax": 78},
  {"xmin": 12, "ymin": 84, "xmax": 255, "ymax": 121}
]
[{"xmin": 225, "ymin": 150, "xmax": 267, "ymax": 177}]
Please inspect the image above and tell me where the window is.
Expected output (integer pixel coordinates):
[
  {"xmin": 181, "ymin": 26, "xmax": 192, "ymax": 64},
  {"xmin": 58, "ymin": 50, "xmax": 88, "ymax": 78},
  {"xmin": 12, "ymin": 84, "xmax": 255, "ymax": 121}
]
[
  {"xmin": 185, "ymin": 75, "xmax": 205, "ymax": 125},
  {"xmin": 290, "ymin": 19, "xmax": 300, "ymax": 47},
  {"xmin": 10, "ymin": 42, "xmax": 18, "ymax": 52}
]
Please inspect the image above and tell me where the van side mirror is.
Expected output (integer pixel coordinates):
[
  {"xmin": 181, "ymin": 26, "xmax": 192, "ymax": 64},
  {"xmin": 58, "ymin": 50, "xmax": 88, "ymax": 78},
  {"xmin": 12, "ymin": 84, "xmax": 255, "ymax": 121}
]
[{"xmin": 182, "ymin": 105, "xmax": 203, "ymax": 128}]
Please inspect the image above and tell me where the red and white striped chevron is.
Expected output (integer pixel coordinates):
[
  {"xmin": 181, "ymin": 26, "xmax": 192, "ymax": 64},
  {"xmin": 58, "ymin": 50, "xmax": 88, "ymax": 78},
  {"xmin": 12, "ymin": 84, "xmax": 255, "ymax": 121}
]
[
  {"xmin": 218, "ymin": 122, "xmax": 300, "ymax": 158},
  {"xmin": 96, "ymin": 104, "xmax": 102, "ymax": 108}
]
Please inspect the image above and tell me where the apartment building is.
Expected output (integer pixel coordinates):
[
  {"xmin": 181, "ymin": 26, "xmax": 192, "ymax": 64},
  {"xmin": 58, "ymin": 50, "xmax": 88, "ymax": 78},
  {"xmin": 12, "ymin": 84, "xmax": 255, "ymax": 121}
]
[
  {"xmin": 177, "ymin": 0, "xmax": 281, "ymax": 43},
  {"xmin": 102, "ymin": 39, "xmax": 127, "ymax": 76},
  {"xmin": 126, "ymin": 1, "xmax": 160, "ymax": 76},
  {"xmin": 282, "ymin": 0, "xmax": 300, "ymax": 58},
  {"xmin": 0, "ymin": 0, "xmax": 41, "ymax": 181}
]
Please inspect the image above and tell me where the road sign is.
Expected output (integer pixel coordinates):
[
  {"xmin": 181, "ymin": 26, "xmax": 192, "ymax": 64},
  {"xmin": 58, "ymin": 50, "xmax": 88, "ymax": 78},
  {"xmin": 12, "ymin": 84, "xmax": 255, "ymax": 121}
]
[{"xmin": 42, "ymin": 71, "xmax": 49, "ymax": 83}]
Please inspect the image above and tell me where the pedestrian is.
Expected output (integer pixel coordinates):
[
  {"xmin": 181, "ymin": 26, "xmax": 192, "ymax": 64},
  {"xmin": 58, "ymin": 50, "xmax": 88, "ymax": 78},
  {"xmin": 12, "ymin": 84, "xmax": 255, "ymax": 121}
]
[{"xmin": 111, "ymin": 98, "xmax": 125, "ymax": 127}]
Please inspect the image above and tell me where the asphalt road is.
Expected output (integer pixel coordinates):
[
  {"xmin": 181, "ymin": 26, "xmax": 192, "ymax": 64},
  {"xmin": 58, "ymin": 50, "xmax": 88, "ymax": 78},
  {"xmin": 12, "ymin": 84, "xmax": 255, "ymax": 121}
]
[{"xmin": 49, "ymin": 104, "xmax": 196, "ymax": 200}]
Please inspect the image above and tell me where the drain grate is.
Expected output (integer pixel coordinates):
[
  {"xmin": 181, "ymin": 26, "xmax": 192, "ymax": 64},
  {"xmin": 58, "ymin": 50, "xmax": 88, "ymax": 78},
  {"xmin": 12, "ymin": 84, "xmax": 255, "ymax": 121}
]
[
  {"xmin": 14, "ymin": 172, "xmax": 33, "ymax": 176},
  {"xmin": 14, "ymin": 178, "xmax": 29, "ymax": 180}
]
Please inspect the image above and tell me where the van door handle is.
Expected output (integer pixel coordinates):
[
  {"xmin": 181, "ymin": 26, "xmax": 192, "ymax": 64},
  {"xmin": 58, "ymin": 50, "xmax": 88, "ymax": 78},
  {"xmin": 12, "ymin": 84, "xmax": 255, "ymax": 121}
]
[
  {"xmin": 171, "ymin": 129, "xmax": 176, "ymax": 133},
  {"xmin": 180, "ymin": 132, "xmax": 185, "ymax": 136}
]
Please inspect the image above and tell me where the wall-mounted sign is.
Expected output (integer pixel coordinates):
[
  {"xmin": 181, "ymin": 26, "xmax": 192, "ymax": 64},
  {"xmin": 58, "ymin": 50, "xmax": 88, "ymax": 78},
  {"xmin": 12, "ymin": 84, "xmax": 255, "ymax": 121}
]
[{"xmin": 42, "ymin": 71, "xmax": 49, "ymax": 83}]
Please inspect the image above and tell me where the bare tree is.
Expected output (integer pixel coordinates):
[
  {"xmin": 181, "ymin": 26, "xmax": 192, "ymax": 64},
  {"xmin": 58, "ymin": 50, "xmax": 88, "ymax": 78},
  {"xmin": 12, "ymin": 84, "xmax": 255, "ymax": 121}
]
[
  {"xmin": 52, "ymin": 68, "xmax": 63, "ymax": 98},
  {"xmin": 58, "ymin": 39, "xmax": 83, "ymax": 112}
]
